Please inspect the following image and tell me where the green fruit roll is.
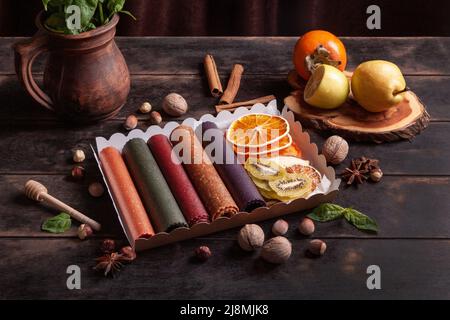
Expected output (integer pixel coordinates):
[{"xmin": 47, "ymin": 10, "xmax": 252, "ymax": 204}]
[{"xmin": 122, "ymin": 138, "xmax": 188, "ymax": 233}]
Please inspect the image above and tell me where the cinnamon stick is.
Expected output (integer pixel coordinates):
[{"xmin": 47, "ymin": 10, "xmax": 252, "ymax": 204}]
[
  {"xmin": 219, "ymin": 64, "xmax": 244, "ymax": 105},
  {"xmin": 215, "ymin": 95, "xmax": 276, "ymax": 113},
  {"xmin": 204, "ymin": 54, "xmax": 223, "ymax": 97}
]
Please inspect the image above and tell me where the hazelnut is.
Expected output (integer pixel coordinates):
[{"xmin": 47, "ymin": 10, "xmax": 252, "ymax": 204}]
[
  {"xmin": 370, "ymin": 168, "xmax": 383, "ymax": 182},
  {"xmin": 77, "ymin": 224, "xmax": 93, "ymax": 240},
  {"xmin": 100, "ymin": 239, "xmax": 116, "ymax": 254},
  {"xmin": 124, "ymin": 114, "xmax": 138, "ymax": 130},
  {"xmin": 73, "ymin": 149, "xmax": 85, "ymax": 163},
  {"xmin": 195, "ymin": 246, "xmax": 212, "ymax": 262},
  {"xmin": 308, "ymin": 239, "xmax": 327, "ymax": 256},
  {"xmin": 298, "ymin": 217, "xmax": 315, "ymax": 236},
  {"xmin": 150, "ymin": 111, "xmax": 162, "ymax": 125},
  {"xmin": 120, "ymin": 246, "xmax": 137, "ymax": 261},
  {"xmin": 162, "ymin": 93, "xmax": 188, "ymax": 117},
  {"xmin": 260, "ymin": 236, "xmax": 292, "ymax": 264},
  {"xmin": 272, "ymin": 219, "xmax": 289, "ymax": 236},
  {"xmin": 139, "ymin": 102, "xmax": 152, "ymax": 114},
  {"xmin": 88, "ymin": 182, "xmax": 104, "ymax": 197},
  {"xmin": 322, "ymin": 135, "xmax": 349, "ymax": 165},
  {"xmin": 237, "ymin": 224, "xmax": 265, "ymax": 251},
  {"xmin": 71, "ymin": 165, "xmax": 85, "ymax": 180}
]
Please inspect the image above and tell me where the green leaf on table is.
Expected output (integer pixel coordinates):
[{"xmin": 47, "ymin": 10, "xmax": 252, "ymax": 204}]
[
  {"xmin": 343, "ymin": 208, "xmax": 378, "ymax": 233},
  {"xmin": 307, "ymin": 203, "xmax": 345, "ymax": 222},
  {"xmin": 42, "ymin": 212, "xmax": 72, "ymax": 233}
]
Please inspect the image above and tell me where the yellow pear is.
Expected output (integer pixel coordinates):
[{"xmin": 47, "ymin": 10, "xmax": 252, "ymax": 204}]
[
  {"xmin": 351, "ymin": 60, "xmax": 407, "ymax": 112},
  {"xmin": 304, "ymin": 64, "xmax": 349, "ymax": 109}
]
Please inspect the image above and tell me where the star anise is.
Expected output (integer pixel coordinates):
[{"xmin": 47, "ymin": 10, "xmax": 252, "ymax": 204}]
[
  {"xmin": 358, "ymin": 156, "xmax": 380, "ymax": 172},
  {"xmin": 94, "ymin": 252, "xmax": 127, "ymax": 277},
  {"xmin": 341, "ymin": 159, "xmax": 369, "ymax": 185}
]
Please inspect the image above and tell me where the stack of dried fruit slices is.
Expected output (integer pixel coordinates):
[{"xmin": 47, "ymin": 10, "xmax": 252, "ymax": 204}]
[{"xmin": 226, "ymin": 113, "xmax": 328, "ymax": 202}]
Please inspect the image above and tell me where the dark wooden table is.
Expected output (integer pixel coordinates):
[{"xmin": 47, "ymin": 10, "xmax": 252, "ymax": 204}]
[{"xmin": 1, "ymin": 37, "xmax": 449, "ymax": 300}]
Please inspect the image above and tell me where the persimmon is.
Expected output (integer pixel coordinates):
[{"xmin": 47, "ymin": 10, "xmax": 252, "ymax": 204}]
[{"xmin": 293, "ymin": 30, "xmax": 347, "ymax": 80}]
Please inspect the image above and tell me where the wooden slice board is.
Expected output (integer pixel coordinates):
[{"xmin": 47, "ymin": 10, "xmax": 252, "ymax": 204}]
[{"xmin": 285, "ymin": 70, "xmax": 430, "ymax": 143}]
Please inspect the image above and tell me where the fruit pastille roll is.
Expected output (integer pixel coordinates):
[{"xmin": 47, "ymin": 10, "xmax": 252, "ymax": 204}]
[
  {"xmin": 147, "ymin": 134, "xmax": 210, "ymax": 226},
  {"xmin": 170, "ymin": 125, "xmax": 239, "ymax": 220},
  {"xmin": 201, "ymin": 121, "xmax": 266, "ymax": 212},
  {"xmin": 99, "ymin": 146, "xmax": 155, "ymax": 242},
  {"xmin": 122, "ymin": 138, "xmax": 188, "ymax": 233}
]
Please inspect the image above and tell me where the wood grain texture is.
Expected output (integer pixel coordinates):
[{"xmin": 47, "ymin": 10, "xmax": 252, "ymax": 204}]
[
  {"xmin": 0, "ymin": 75, "xmax": 449, "ymax": 121},
  {"xmin": 1, "ymin": 175, "xmax": 449, "ymax": 239},
  {"xmin": 285, "ymin": 90, "xmax": 430, "ymax": 143},
  {"xmin": 1, "ymin": 37, "xmax": 450, "ymax": 75},
  {"xmin": 0, "ymin": 238, "xmax": 449, "ymax": 299}
]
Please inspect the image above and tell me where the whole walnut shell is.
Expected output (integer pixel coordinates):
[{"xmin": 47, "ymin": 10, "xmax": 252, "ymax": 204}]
[
  {"xmin": 322, "ymin": 135, "xmax": 349, "ymax": 165},
  {"xmin": 237, "ymin": 224, "xmax": 265, "ymax": 251},
  {"xmin": 260, "ymin": 236, "xmax": 292, "ymax": 264},
  {"xmin": 162, "ymin": 93, "xmax": 188, "ymax": 117}
]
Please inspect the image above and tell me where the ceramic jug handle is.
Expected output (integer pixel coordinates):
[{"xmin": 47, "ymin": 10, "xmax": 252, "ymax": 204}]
[{"xmin": 13, "ymin": 33, "xmax": 54, "ymax": 111}]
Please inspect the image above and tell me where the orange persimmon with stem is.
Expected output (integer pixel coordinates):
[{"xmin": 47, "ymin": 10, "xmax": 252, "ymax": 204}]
[{"xmin": 293, "ymin": 30, "xmax": 347, "ymax": 80}]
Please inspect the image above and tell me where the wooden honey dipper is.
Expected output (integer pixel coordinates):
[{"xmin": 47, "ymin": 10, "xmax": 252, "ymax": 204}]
[{"xmin": 24, "ymin": 180, "xmax": 102, "ymax": 231}]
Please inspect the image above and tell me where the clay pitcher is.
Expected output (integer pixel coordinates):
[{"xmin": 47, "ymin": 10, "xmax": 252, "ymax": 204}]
[{"xmin": 13, "ymin": 12, "xmax": 130, "ymax": 122}]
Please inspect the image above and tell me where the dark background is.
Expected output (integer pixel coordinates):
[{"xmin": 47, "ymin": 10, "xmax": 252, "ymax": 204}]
[{"xmin": 1, "ymin": 0, "xmax": 449, "ymax": 37}]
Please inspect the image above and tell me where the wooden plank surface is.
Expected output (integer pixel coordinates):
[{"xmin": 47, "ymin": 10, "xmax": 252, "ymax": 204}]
[
  {"xmin": 2, "ymin": 37, "xmax": 450, "ymax": 75},
  {"xmin": 1, "ymin": 175, "xmax": 449, "ymax": 239},
  {"xmin": 0, "ymin": 121, "xmax": 448, "ymax": 175},
  {"xmin": 1, "ymin": 238, "xmax": 449, "ymax": 299},
  {"xmin": 1, "ymin": 74, "xmax": 450, "ymax": 121}
]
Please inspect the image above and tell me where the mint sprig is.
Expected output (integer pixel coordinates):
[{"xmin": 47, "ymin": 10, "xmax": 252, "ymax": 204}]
[{"xmin": 42, "ymin": 212, "xmax": 72, "ymax": 233}]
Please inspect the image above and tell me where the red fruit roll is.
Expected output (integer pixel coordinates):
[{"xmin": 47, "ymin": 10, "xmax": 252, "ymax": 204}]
[
  {"xmin": 147, "ymin": 134, "xmax": 210, "ymax": 226},
  {"xmin": 99, "ymin": 146, "xmax": 155, "ymax": 242},
  {"xmin": 170, "ymin": 125, "xmax": 239, "ymax": 220}
]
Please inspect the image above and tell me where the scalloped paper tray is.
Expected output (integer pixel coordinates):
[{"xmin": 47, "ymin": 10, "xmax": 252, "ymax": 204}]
[{"xmin": 94, "ymin": 100, "xmax": 341, "ymax": 252}]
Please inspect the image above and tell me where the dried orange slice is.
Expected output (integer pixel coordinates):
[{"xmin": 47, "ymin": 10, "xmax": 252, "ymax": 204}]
[
  {"xmin": 234, "ymin": 134, "xmax": 292, "ymax": 156},
  {"xmin": 235, "ymin": 139, "xmax": 302, "ymax": 159},
  {"xmin": 227, "ymin": 114, "xmax": 289, "ymax": 148}
]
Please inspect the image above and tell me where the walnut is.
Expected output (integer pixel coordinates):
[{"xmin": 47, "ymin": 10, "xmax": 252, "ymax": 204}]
[
  {"xmin": 322, "ymin": 135, "xmax": 349, "ymax": 165},
  {"xmin": 260, "ymin": 236, "xmax": 292, "ymax": 264},
  {"xmin": 237, "ymin": 224, "xmax": 265, "ymax": 251}
]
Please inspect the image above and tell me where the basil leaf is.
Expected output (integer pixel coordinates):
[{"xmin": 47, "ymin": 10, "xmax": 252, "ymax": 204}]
[
  {"xmin": 307, "ymin": 203, "xmax": 345, "ymax": 222},
  {"xmin": 343, "ymin": 208, "xmax": 378, "ymax": 233},
  {"xmin": 42, "ymin": 212, "xmax": 72, "ymax": 233},
  {"xmin": 107, "ymin": 0, "xmax": 125, "ymax": 15},
  {"xmin": 68, "ymin": 0, "xmax": 99, "ymax": 32},
  {"xmin": 44, "ymin": 12, "xmax": 69, "ymax": 33}
]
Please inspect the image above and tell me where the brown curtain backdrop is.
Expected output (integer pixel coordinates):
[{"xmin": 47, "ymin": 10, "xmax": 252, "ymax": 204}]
[{"xmin": 1, "ymin": 0, "xmax": 449, "ymax": 36}]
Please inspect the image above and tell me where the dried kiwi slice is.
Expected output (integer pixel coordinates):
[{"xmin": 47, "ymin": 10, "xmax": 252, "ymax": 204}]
[
  {"xmin": 244, "ymin": 158, "xmax": 285, "ymax": 181},
  {"xmin": 268, "ymin": 173, "xmax": 312, "ymax": 199},
  {"xmin": 259, "ymin": 188, "xmax": 293, "ymax": 202}
]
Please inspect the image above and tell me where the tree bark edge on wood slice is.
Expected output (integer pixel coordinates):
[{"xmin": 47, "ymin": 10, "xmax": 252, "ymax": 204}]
[{"xmin": 285, "ymin": 70, "xmax": 430, "ymax": 143}]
